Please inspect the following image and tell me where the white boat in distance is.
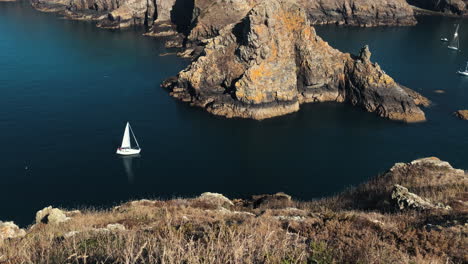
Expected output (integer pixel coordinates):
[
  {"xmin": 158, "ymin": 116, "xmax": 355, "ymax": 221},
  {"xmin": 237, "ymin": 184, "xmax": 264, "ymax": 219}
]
[
  {"xmin": 440, "ymin": 37, "xmax": 448, "ymax": 42},
  {"xmin": 458, "ymin": 62, "xmax": 468, "ymax": 76},
  {"xmin": 116, "ymin": 122, "xmax": 141, "ymax": 155},
  {"xmin": 448, "ymin": 24, "xmax": 460, "ymax": 51}
]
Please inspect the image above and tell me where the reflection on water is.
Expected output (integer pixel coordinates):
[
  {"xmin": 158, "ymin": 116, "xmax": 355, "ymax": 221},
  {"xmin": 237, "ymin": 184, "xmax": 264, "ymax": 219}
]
[{"xmin": 121, "ymin": 155, "xmax": 140, "ymax": 183}]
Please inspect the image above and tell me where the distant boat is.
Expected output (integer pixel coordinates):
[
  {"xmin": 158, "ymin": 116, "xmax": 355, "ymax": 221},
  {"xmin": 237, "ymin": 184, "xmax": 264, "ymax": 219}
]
[
  {"xmin": 457, "ymin": 61, "xmax": 468, "ymax": 76},
  {"xmin": 116, "ymin": 122, "xmax": 141, "ymax": 155},
  {"xmin": 440, "ymin": 37, "xmax": 448, "ymax": 42},
  {"xmin": 448, "ymin": 24, "xmax": 460, "ymax": 51}
]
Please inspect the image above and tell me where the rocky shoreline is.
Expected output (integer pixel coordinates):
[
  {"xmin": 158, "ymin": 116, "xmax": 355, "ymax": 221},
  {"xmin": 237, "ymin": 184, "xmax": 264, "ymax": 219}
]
[{"xmin": 1, "ymin": 157, "xmax": 466, "ymax": 263}]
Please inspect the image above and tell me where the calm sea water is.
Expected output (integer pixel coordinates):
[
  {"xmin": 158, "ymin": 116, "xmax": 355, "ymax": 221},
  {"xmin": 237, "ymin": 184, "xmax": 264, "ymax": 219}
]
[{"xmin": 1, "ymin": 2, "xmax": 467, "ymax": 226}]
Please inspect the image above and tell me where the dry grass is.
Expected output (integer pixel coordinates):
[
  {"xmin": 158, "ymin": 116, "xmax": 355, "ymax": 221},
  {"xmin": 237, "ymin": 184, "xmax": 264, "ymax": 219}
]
[{"xmin": 1, "ymin": 159, "xmax": 466, "ymax": 264}]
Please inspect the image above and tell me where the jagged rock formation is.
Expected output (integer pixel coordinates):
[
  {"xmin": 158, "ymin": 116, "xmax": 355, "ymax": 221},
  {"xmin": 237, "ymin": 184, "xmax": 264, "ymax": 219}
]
[
  {"xmin": 408, "ymin": 0, "xmax": 467, "ymax": 16},
  {"xmin": 164, "ymin": 1, "xmax": 427, "ymax": 121},
  {"xmin": 455, "ymin": 110, "xmax": 468, "ymax": 120},
  {"xmin": 391, "ymin": 184, "xmax": 451, "ymax": 210}
]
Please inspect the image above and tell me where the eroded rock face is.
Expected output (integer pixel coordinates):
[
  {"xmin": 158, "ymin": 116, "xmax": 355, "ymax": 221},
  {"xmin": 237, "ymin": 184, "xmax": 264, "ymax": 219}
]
[
  {"xmin": 391, "ymin": 184, "xmax": 451, "ymax": 211},
  {"xmin": 31, "ymin": 0, "xmax": 178, "ymax": 29},
  {"xmin": 408, "ymin": 0, "xmax": 467, "ymax": 16},
  {"xmin": 298, "ymin": 0, "xmax": 417, "ymax": 26},
  {"xmin": 164, "ymin": 0, "xmax": 427, "ymax": 122}
]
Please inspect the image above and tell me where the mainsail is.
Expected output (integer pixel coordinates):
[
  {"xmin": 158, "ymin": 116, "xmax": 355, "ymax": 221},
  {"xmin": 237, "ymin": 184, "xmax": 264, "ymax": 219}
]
[{"xmin": 121, "ymin": 122, "xmax": 131, "ymax": 149}]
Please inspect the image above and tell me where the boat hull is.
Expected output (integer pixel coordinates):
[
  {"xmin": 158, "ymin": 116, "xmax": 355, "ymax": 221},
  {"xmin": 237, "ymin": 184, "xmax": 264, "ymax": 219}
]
[
  {"xmin": 458, "ymin": 71, "xmax": 468, "ymax": 76},
  {"xmin": 116, "ymin": 148, "xmax": 141, "ymax": 155},
  {"xmin": 448, "ymin": 46, "xmax": 459, "ymax": 51}
]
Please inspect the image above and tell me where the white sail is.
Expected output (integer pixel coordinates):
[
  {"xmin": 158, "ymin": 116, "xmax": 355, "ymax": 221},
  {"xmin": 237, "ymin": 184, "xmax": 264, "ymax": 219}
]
[{"xmin": 121, "ymin": 122, "xmax": 131, "ymax": 149}]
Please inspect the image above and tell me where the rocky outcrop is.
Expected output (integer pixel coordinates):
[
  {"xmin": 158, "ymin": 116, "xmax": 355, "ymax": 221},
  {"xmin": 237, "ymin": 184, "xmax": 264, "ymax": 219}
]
[
  {"xmin": 391, "ymin": 184, "xmax": 451, "ymax": 211},
  {"xmin": 408, "ymin": 0, "xmax": 467, "ymax": 16},
  {"xmin": 31, "ymin": 0, "xmax": 179, "ymax": 29},
  {"xmin": 0, "ymin": 221, "xmax": 26, "ymax": 242},
  {"xmin": 164, "ymin": 1, "xmax": 427, "ymax": 122},
  {"xmin": 36, "ymin": 206, "xmax": 70, "ymax": 224},
  {"xmin": 455, "ymin": 110, "xmax": 468, "ymax": 120}
]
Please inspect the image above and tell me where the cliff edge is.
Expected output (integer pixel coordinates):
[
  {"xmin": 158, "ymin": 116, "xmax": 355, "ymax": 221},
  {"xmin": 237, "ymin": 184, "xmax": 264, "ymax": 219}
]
[{"xmin": 1, "ymin": 157, "xmax": 466, "ymax": 263}]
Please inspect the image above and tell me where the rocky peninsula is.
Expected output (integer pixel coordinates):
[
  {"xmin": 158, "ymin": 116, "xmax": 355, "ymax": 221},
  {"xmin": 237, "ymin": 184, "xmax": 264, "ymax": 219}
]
[{"xmin": 1, "ymin": 157, "xmax": 466, "ymax": 263}]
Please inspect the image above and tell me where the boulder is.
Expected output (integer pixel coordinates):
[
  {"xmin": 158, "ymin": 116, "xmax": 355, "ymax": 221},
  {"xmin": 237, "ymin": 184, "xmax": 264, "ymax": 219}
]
[
  {"xmin": 0, "ymin": 221, "xmax": 26, "ymax": 241},
  {"xmin": 391, "ymin": 184, "xmax": 451, "ymax": 211},
  {"xmin": 35, "ymin": 206, "xmax": 70, "ymax": 225},
  {"xmin": 194, "ymin": 192, "xmax": 234, "ymax": 209}
]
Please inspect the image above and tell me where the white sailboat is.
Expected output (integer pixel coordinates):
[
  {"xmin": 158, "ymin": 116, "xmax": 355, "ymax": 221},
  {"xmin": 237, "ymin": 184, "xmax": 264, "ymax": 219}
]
[
  {"xmin": 457, "ymin": 62, "xmax": 468, "ymax": 76},
  {"xmin": 116, "ymin": 122, "xmax": 141, "ymax": 155},
  {"xmin": 448, "ymin": 24, "xmax": 460, "ymax": 51}
]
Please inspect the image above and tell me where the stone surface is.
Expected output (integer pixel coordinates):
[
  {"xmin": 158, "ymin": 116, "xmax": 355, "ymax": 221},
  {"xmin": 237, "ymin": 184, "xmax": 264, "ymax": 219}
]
[
  {"xmin": 164, "ymin": 0, "xmax": 427, "ymax": 122},
  {"xmin": 391, "ymin": 184, "xmax": 451, "ymax": 211},
  {"xmin": 195, "ymin": 192, "xmax": 234, "ymax": 209},
  {"xmin": 35, "ymin": 206, "xmax": 70, "ymax": 225},
  {"xmin": 409, "ymin": 0, "xmax": 467, "ymax": 16},
  {"xmin": 0, "ymin": 221, "xmax": 26, "ymax": 241},
  {"xmin": 455, "ymin": 110, "xmax": 468, "ymax": 120}
]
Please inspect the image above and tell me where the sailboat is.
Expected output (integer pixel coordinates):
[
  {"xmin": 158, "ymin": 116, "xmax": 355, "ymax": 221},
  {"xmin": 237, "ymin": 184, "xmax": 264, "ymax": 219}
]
[
  {"xmin": 457, "ymin": 62, "xmax": 468, "ymax": 76},
  {"xmin": 116, "ymin": 122, "xmax": 141, "ymax": 155},
  {"xmin": 448, "ymin": 24, "xmax": 460, "ymax": 51}
]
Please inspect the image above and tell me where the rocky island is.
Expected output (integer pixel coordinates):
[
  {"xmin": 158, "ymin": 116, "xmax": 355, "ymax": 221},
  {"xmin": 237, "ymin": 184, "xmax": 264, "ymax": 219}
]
[
  {"xmin": 29, "ymin": 0, "xmax": 439, "ymax": 121},
  {"xmin": 164, "ymin": 1, "xmax": 429, "ymax": 121},
  {"xmin": 1, "ymin": 157, "xmax": 466, "ymax": 263}
]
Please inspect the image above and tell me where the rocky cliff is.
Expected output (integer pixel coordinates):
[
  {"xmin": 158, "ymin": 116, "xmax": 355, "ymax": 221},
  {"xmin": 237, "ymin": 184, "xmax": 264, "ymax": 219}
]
[
  {"xmin": 408, "ymin": 0, "xmax": 467, "ymax": 16},
  {"xmin": 31, "ymin": 0, "xmax": 180, "ymax": 29},
  {"xmin": 164, "ymin": 0, "xmax": 427, "ymax": 122},
  {"xmin": 1, "ymin": 157, "xmax": 466, "ymax": 263},
  {"xmin": 185, "ymin": 0, "xmax": 417, "ymax": 44}
]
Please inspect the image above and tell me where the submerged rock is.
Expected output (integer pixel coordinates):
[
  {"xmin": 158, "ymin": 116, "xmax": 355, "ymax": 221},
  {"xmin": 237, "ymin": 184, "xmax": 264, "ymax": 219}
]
[
  {"xmin": 164, "ymin": 0, "xmax": 427, "ymax": 122},
  {"xmin": 36, "ymin": 206, "xmax": 70, "ymax": 225}
]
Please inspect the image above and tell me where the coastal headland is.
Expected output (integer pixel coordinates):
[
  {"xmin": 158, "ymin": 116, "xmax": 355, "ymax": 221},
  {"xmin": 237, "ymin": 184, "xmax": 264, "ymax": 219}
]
[{"xmin": 1, "ymin": 157, "xmax": 466, "ymax": 263}]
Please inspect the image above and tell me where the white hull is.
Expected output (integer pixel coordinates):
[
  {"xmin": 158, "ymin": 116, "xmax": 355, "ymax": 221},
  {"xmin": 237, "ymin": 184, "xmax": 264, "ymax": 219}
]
[
  {"xmin": 116, "ymin": 148, "xmax": 141, "ymax": 155},
  {"xmin": 441, "ymin": 38, "xmax": 448, "ymax": 42},
  {"xmin": 448, "ymin": 46, "xmax": 459, "ymax": 51},
  {"xmin": 458, "ymin": 71, "xmax": 468, "ymax": 76}
]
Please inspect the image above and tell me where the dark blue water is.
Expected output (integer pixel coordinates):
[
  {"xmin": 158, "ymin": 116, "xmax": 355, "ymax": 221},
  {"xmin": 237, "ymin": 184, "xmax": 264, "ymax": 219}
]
[{"xmin": 1, "ymin": 2, "xmax": 467, "ymax": 226}]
